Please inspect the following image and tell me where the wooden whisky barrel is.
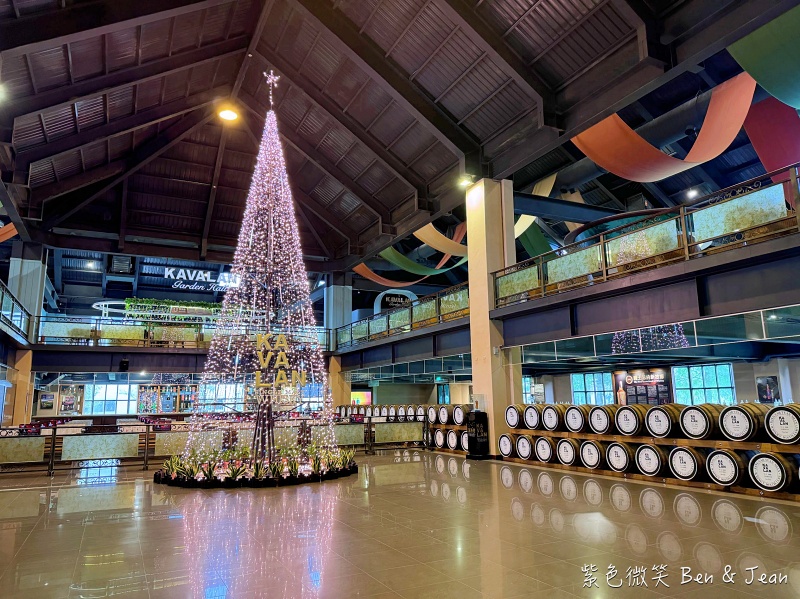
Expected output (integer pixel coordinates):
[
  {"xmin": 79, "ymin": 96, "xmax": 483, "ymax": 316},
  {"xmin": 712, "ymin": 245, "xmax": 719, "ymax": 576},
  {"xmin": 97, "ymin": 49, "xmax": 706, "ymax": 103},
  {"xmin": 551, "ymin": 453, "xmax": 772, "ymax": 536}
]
[
  {"xmin": 765, "ymin": 404, "xmax": 800, "ymax": 444},
  {"xmin": 748, "ymin": 452, "xmax": 797, "ymax": 492},
  {"xmin": 706, "ymin": 449, "xmax": 752, "ymax": 487},
  {"xmin": 606, "ymin": 441, "xmax": 636, "ymax": 472},
  {"xmin": 346, "ymin": 406, "xmax": 353, "ymax": 417},
  {"xmin": 406, "ymin": 405, "xmax": 417, "ymax": 422},
  {"xmin": 498, "ymin": 433, "xmax": 515, "ymax": 457},
  {"xmin": 719, "ymin": 403, "xmax": 770, "ymax": 441},
  {"xmin": 447, "ymin": 429, "xmax": 459, "ymax": 451},
  {"xmin": 433, "ymin": 429, "xmax": 446, "ymax": 448},
  {"xmin": 416, "ymin": 405, "xmax": 426, "ymax": 421},
  {"xmin": 556, "ymin": 438, "xmax": 581, "ymax": 465},
  {"xmin": 453, "ymin": 404, "xmax": 472, "ymax": 425},
  {"xmin": 534, "ymin": 436, "xmax": 556, "ymax": 462},
  {"xmin": 460, "ymin": 430, "xmax": 469, "ymax": 452},
  {"xmin": 505, "ymin": 404, "xmax": 525, "ymax": 429},
  {"xmin": 645, "ymin": 404, "xmax": 685, "ymax": 438},
  {"xmin": 680, "ymin": 404, "xmax": 724, "ymax": 439},
  {"xmin": 396, "ymin": 406, "xmax": 406, "ymax": 422},
  {"xmin": 580, "ymin": 440, "xmax": 608, "ymax": 469},
  {"xmin": 388, "ymin": 405, "xmax": 397, "ymax": 422},
  {"xmin": 542, "ymin": 404, "xmax": 569, "ymax": 431},
  {"xmin": 615, "ymin": 404, "xmax": 649, "ymax": 436},
  {"xmin": 438, "ymin": 405, "xmax": 456, "ymax": 425},
  {"xmin": 589, "ymin": 405, "xmax": 620, "ymax": 434},
  {"xmin": 427, "ymin": 405, "xmax": 438, "ymax": 424},
  {"xmin": 515, "ymin": 434, "xmax": 534, "ymax": 460},
  {"xmin": 358, "ymin": 406, "xmax": 366, "ymax": 415},
  {"xmin": 523, "ymin": 404, "xmax": 544, "ymax": 430},
  {"xmin": 380, "ymin": 405, "xmax": 389, "ymax": 417},
  {"xmin": 565, "ymin": 405, "xmax": 592, "ymax": 433},
  {"xmin": 668, "ymin": 446, "xmax": 709, "ymax": 481},
  {"xmin": 635, "ymin": 444, "xmax": 669, "ymax": 476}
]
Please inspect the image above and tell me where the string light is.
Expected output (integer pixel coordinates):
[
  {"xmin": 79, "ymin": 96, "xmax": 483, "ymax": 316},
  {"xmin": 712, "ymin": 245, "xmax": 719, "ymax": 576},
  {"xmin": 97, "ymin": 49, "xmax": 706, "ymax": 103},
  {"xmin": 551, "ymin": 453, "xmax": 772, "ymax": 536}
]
[{"xmin": 182, "ymin": 84, "xmax": 338, "ymax": 465}]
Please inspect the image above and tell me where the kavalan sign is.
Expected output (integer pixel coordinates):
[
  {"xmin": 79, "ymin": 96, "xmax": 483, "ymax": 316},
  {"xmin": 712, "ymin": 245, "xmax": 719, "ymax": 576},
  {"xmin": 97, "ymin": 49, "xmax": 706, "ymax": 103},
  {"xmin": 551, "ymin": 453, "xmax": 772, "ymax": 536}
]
[
  {"xmin": 163, "ymin": 267, "xmax": 241, "ymax": 292},
  {"xmin": 254, "ymin": 333, "xmax": 307, "ymax": 390}
]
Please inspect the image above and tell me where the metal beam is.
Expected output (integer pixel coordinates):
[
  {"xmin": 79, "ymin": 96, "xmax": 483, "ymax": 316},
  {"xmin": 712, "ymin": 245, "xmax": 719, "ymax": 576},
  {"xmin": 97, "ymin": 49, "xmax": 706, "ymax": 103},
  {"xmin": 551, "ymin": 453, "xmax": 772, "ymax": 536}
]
[
  {"xmin": 296, "ymin": 203, "xmax": 332, "ymax": 259},
  {"xmin": 513, "ymin": 192, "xmax": 619, "ymax": 223},
  {"xmin": 0, "ymin": 38, "xmax": 248, "ymax": 128},
  {"xmin": 15, "ymin": 85, "xmax": 231, "ymax": 169},
  {"xmin": 287, "ymin": 0, "xmax": 476, "ymax": 157},
  {"xmin": 238, "ymin": 92, "xmax": 392, "ymax": 223},
  {"xmin": 0, "ymin": 0, "xmax": 238, "ymax": 54},
  {"xmin": 29, "ymin": 160, "xmax": 127, "ymax": 207},
  {"xmin": 40, "ymin": 108, "xmax": 215, "ymax": 231},
  {"xmin": 201, "ymin": 127, "xmax": 229, "ymax": 259},
  {"xmin": 118, "ymin": 179, "xmax": 128, "ymax": 252},
  {"xmin": 252, "ymin": 48, "xmax": 427, "ymax": 194},
  {"xmin": 230, "ymin": 0, "xmax": 274, "ymax": 98},
  {"xmin": 437, "ymin": 0, "xmax": 553, "ymax": 122},
  {"xmin": 53, "ymin": 248, "xmax": 63, "ymax": 294},
  {"xmin": 0, "ymin": 181, "xmax": 31, "ymax": 241}
]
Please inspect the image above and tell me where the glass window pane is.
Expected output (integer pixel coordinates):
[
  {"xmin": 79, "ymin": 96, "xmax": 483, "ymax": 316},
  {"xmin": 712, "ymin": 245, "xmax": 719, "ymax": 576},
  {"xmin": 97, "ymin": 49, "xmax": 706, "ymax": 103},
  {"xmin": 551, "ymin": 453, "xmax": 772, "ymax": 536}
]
[
  {"xmin": 586, "ymin": 392, "xmax": 596, "ymax": 404},
  {"xmin": 585, "ymin": 375, "xmax": 595, "ymax": 392},
  {"xmin": 593, "ymin": 373, "xmax": 604, "ymax": 393},
  {"xmin": 676, "ymin": 390, "xmax": 692, "ymax": 405},
  {"xmin": 603, "ymin": 392, "xmax": 614, "ymax": 405},
  {"xmin": 571, "ymin": 374, "xmax": 584, "ymax": 392},
  {"xmin": 719, "ymin": 388, "xmax": 734, "ymax": 404},
  {"xmin": 573, "ymin": 392, "xmax": 586, "ymax": 405},
  {"xmin": 716, "ymin": 364, "xmax": 732, "ymax": 387},
  {"xmin": 673, "ymin": 367, "xmax": 689, "ymax": 389},
  {"xmin": 705, "ymin": 388, "xmax": 720, "ymax": 404},
  {"xmin": 104, "ymin": 401, "xmax": 116, "ymax": 413},
  {"xmin": 689, "ymin": 367, "xmax": 704, "ymax": 389},
  {"xmin": 691, "ymin": 389, "xmax": 705, "ymax": 405},
  {"xmin": 703, "ymin": 366, "xmax": 718, "ymax": 388},
  {"xmin": 603, "ymin": 373, "xmax": 613, "ymax": 392}
]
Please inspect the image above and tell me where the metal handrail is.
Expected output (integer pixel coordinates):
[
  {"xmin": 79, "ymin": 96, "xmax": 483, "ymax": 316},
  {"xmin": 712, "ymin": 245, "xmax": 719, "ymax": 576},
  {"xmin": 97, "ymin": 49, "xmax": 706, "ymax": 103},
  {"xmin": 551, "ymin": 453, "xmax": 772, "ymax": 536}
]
[
  {"xmin": 335, "ymin": 280, "xmax": 470, "ymax": 349},
  {"xmin": 493, "ymin": 164, "xmax": 800, "ymax": 308}
]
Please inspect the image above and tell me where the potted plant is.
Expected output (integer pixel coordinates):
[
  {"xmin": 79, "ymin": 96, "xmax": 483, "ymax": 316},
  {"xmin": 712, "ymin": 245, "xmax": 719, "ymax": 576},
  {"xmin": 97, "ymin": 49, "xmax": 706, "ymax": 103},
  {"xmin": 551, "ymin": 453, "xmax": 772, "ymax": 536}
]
[
  {"xmin": 199, "ymin": 461, "xmax": 219, "ymax": 489},
  {"xmin": 163, "ymin": 456, "xmax": 181, "ymax": 485},
  {"xmin": 267, "ymin": 460, "xmax": 283, "ymax": 486},
  {"xmin": 224, "ymin": 462, "xmax": 247, "ymax": 488},
  {"xmin": 248, "ymin": 460, "xmax": 267, "ymax": 487}
]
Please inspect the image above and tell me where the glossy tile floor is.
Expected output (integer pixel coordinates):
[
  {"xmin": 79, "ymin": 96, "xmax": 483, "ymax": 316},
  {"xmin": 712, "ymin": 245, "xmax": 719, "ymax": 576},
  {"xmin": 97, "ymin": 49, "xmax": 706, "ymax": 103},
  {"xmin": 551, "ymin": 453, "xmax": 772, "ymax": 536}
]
[{"xmin": 0, "ymin": 453, "xmax": 799, "ymax": 598}]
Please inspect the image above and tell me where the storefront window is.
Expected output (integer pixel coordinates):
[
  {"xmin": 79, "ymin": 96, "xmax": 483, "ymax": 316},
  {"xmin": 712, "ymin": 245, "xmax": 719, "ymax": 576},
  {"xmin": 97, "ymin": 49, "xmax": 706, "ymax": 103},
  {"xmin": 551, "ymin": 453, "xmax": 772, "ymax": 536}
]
[
  {"xmin": 437, "ymin": 384, "xmax": 450, "ymax": 405},
  {"xmin": 571, "ymin": 372, "xmax": 614, "ymax": 405},
  {"xmin": 672, "ymin": 364, "xmax": 735, "ymax": 405}
]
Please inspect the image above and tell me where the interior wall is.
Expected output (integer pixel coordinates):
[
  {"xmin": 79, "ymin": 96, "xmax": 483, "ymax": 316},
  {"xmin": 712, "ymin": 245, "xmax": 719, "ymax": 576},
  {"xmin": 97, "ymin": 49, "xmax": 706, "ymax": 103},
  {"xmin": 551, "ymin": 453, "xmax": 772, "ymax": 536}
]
[
  {"xmin": 553, "ymin": 374, "xmax": 571, "ymax": 403},
  {"xmin": 450, "ymin": 384, "xmax": 471, "ymax": 405},
  {"xmin": 372, "ymin": 384, "xmax": 436, "ymax": 405}
]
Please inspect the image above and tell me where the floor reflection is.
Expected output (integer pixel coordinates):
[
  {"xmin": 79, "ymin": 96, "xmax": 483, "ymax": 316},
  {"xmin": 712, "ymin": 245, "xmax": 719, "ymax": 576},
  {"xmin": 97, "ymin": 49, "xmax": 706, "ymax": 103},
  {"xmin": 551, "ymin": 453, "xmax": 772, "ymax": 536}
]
[{"xmin": 1, "ymin": 451, "xmax": 800, "ymax": 597}]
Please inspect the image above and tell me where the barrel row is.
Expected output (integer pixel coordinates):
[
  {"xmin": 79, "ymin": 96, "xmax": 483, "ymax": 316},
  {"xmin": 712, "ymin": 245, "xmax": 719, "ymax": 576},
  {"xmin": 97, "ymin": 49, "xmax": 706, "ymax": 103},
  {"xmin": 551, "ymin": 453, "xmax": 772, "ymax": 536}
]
[
  {"xmin": 429, "ymin": 428, "xmax": 470, "ymax": 452},
  {"xmin": 498, "ymin": 433, "xmax": 800, "ymax": 493},
  {"xmin": 504, "ymin": 402, "xmax": 800, "ymax": 444},
  {"xmin": 337, "ymin": 404, "xmax": 473, "ymax": 425}
]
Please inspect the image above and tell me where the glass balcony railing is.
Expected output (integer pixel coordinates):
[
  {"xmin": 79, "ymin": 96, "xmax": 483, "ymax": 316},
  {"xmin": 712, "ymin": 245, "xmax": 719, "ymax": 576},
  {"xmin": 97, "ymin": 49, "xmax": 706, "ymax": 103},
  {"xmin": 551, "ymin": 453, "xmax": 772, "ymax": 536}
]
[
  {"xmin": 494, "ymin": 166, "xmax": 800, "ymax": 308},
  {"xmin": 335, "ymin": 282, "xmax": 469, "ymax": 350},
  {"xmin": 36, "ymin": 315, "xmax": 331, "ymax": 350},
  {"xmin": 0, "ymin": 279, "xmax": 31, "ymax": 341}
]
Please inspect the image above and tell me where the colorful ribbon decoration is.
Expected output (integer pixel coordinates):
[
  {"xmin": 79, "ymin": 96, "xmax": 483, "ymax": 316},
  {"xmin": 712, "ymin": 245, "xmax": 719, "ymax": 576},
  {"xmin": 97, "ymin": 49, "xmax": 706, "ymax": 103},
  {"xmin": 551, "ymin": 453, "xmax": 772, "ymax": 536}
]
[
  {"xmin": 728, "ymin": 6, "xmax": 800, "ymax": 110},
  {"xmin": 413, "ymin": 224, "xmax": 468, "ymax": 257},
  {"xmin": 572, "ymin": 72, "xmax": 757, "ymax": 183}
]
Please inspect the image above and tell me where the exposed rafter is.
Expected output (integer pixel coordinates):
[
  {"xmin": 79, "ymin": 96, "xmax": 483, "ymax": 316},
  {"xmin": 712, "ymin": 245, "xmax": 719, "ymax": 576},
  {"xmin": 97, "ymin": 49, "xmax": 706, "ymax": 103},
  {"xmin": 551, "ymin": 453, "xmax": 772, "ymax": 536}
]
[
  {"xmin": 200, "ymin": 127, "xmax": 229, "ymax": 259},
  {"xmin": 39, "ymin": 108, "xmax": 215, "ymax": 231},
  {"xmin": 288, "ymin": 0, "xmax": 476, "ymax": 158}
]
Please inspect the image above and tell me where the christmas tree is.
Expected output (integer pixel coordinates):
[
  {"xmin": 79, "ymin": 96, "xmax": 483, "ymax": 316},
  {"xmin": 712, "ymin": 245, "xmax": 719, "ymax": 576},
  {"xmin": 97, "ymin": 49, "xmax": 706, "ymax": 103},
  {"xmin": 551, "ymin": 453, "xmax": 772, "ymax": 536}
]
[{"xmin": 184, "ymin": 72, "xmax": 337, "ymax": 465}]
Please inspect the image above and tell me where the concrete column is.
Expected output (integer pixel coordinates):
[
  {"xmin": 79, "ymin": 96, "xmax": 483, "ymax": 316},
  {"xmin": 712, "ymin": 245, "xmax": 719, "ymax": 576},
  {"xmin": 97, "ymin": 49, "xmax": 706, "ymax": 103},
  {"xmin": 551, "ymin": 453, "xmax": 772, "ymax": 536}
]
[
  {"xmin": 7, "ymin": 242, "xmax": 46, "ymax": 327},
  {"xmin": 328, "ymin": 355, "xmax": 350, "ymax": 408},
  {"xmin": 777, "ymin": 358, "xmax": 795, "ymax": 403},
  {"xmin": 9, "ymin": 349, "xmax": 33, "ymax": 425},
  {"xmin": 323, "ymin": 273, "xmax": 353, "ymax": 332},
  {"xmin": 466, "ymin": 178, "xmax": 516, "ymax": 454}
]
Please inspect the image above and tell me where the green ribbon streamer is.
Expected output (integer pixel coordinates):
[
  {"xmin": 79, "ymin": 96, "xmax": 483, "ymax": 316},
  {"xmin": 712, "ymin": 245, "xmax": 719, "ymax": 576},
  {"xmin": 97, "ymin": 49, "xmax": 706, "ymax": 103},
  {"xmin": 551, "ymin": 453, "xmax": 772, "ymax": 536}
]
[
  {"xmin": 728, "ymin": 5, "xmax": 800, "ymax": 108},
  {"xmin": 378, "ymin": 247, "xmax": 467, "ymax": 276},
  {"xmin": 517, "ymin": 222, "xmax": 552, "ymax": 258}
]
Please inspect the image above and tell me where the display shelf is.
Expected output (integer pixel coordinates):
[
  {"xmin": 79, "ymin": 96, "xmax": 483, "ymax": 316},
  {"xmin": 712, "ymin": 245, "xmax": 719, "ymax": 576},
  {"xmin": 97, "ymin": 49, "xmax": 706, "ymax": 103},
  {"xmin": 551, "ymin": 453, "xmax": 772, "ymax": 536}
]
[
  {"xmin": 432, "ymin": 424, "xmax": 467, "ymax": 431},
  {"xmin": 505, "ymin": 427, "xmax": 800, "ymax": 454},
  {"xmin": 498, "ymin": 456, "xmax": 800, "ymax": 501},
  {"xmin": 430, "ymin": 447, "xmax": 467, "ymax": 455}
]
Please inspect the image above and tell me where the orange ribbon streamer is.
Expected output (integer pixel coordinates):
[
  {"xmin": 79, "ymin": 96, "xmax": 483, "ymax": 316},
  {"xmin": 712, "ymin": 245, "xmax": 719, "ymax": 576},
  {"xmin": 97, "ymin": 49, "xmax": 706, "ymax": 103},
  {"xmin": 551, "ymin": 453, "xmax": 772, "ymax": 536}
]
[{"xmin": 572, "ymin": 72, "xmax": 757, "ymax": 183}]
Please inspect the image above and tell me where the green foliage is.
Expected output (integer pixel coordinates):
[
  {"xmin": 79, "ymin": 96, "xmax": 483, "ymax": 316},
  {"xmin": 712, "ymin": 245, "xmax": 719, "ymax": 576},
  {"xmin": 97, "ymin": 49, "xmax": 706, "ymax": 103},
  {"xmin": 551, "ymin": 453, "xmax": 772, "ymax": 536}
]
[
  {"xmin": 163, "ymin": 455, "xmax": 181, "ymax": 475},
  {"xmin": 124, "ymin": 297, "xmax": 221, "ymax": 311},
  {"xmin": 286, "ymin": 456, "xmax": 299, "ymax": 477},
  {"xmin": 200, "ymin": 461, "xmax": 219, "ymax": 481},
  {"xmin": 177, "ymin": 460, "xmax": 199, "ymax": 479},
  {"xmin": 341, "ymin": 448, "xmax": 356, "ymax": 467},
  {"xmin": 268, "ymin": 459, "xmax": 283, "ymax": 479},
  {"xmin": 251, "ymin": 460, "xmax": 267, "ymax": 480},
  {"xmin": 226, "ymin": 462, "xmax": 247, "ymax": 481},
  {"xmin": 310, "ymin": 451, "xmax": 323, "ymax": 475}
]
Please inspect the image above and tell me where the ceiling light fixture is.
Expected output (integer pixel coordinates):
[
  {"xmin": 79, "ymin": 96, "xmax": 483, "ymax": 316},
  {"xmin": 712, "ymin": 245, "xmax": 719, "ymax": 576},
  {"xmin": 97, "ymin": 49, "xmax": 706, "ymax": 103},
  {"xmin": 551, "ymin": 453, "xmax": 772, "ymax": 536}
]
[
  {"xmin": 686, "ymin": 188, "xmax": 699, "ymax": 199},
  {"xmin": 458, "ymin": 174, "xmax": 476, "ymax": 188},
  {"xmin": 218, "ymin": 109, "xmax": 238, "ymax": 121}
]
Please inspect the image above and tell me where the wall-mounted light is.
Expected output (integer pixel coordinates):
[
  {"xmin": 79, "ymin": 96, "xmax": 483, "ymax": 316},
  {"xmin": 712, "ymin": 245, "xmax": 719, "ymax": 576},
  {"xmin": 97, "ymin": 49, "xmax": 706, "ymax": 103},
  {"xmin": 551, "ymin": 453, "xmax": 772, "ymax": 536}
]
[
  {"xmin": 686, "ymin": 188, "xmax": 699, "ymax": 200},
  {"xmin": 458, "ymin": 174, "xmax": 476, "ymax": 188}
]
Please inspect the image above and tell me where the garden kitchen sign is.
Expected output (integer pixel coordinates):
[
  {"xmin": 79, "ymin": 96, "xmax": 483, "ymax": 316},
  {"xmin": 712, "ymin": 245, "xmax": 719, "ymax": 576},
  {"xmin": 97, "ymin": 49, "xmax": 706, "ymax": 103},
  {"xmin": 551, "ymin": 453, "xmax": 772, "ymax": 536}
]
[{"xmin": 163, "ymin": 267, "xmax": 241, "ymax": 291}]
